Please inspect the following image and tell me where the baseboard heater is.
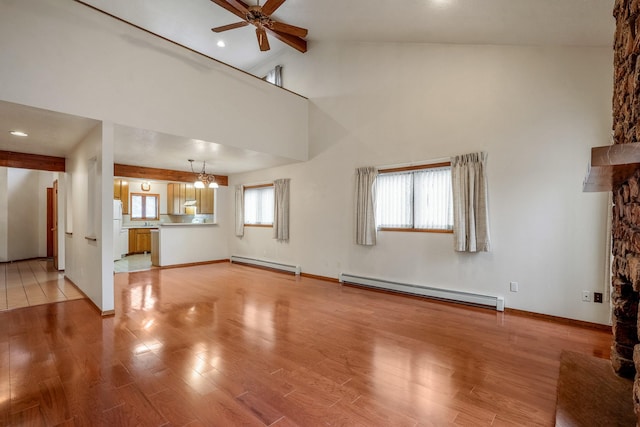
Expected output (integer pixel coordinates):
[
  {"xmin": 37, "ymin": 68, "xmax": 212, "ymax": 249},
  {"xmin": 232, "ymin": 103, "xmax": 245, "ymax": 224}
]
[
  {"xmin": 230, "ymin": 256, "xmax": 301, "ymax": 275},
  {"xmin": 339, "ymin": 273, "xmax": 505, "ymax": 312}
]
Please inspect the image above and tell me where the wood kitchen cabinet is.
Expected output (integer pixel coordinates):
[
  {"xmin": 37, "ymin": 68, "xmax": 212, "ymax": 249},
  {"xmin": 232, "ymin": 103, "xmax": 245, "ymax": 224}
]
[
  {"xmin": 167, "ymin": 183, "xmax": 188, "ymax": 214},
  {"xmin": 128, "ymin": 228, "xmax": 152, "ymax": 254},
  {"xmin": 167, "ymin": 183, "xmax": 214, "ymax": 214},
  {"xmin": 113, "ymin": 179, "xmax": 129, "ymax": 214},
  {"xmin": 196, "ymin": 188, "xmax": 215, "ymax": 214}
]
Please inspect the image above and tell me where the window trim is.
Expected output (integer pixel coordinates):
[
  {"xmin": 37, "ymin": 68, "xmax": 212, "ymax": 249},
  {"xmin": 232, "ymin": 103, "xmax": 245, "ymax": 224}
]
[
  {"xmin": 243, "ymin": 184, "xmax": 274, "ymax": 227},
  {"xmin": 130, "ymin": 192, "xmax": 160, "ymax": 221},
  {"xmin": 377, "ymin": 161, "xmax": 453, "ymax": 234}
]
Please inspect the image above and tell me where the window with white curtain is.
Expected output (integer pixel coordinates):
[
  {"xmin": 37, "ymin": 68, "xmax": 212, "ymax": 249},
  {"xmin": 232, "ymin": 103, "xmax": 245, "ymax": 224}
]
[
  {"xmin": 376, "ymin": 164, "xmax": 453, "ymax": 232},
  {"xmin": 244, "ymin": 185, "xmax": 274, "ymax": 226}
]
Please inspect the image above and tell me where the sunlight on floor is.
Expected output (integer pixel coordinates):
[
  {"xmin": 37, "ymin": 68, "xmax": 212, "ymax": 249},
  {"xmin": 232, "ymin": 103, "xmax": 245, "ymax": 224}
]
[{"xmin": 114, "ymin": 253, "xmax": 153, "ymax": 273}]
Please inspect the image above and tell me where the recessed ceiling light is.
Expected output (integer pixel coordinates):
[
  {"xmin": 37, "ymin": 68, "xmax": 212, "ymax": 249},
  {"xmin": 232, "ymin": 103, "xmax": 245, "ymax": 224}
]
[
  {"xmin": 9, "ymin": 131, "xmax": 28, "ymax": 137},
  {"xmin": 217, "ymin": 40, "xmax": 226, "ymax": 48}
]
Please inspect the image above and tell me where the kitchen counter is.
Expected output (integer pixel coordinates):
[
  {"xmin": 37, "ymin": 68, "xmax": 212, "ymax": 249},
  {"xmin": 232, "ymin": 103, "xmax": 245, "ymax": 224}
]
[{"xmin": 154, "ymin": 223, "xmax": 226, "ymax": 267}]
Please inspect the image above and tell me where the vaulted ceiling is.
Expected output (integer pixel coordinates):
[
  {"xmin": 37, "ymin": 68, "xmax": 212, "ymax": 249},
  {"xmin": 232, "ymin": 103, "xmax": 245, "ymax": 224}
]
[{"xmin": 0, "ymin": 0, "xmax": 615, "ymax": 176}]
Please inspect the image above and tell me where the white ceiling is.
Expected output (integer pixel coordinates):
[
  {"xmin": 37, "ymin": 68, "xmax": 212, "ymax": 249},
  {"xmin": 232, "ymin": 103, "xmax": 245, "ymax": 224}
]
[
  {"xmin": 0, "ymin": 0, "xmax": 615, "ymax": 176},
  {"xmin": 78, "ymin": 0, "xmax": 615, "ymax": 72}
]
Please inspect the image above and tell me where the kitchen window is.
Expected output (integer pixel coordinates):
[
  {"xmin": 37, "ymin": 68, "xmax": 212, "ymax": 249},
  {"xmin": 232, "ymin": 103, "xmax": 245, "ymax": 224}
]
[
  {"xmin": 376, "ymin": 163, "xmax": 453, "ymax": 232},
  {"xmin": 244, "ymin": 184, "xmax": 274, "ymax": 226},
  {"xmin": 130, "ymin": 193, "xmax": 159, "ymax": 221}
]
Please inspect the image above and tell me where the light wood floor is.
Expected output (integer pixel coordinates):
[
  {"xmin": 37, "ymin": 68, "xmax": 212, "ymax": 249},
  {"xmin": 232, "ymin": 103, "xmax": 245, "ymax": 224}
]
[
  {"xmin": 0, "ymin": 259, "xmax": 84, "ymax": 311},
  {"xmin": 0, "ymin": 262, "xmax": 613, "ymax": 426}
]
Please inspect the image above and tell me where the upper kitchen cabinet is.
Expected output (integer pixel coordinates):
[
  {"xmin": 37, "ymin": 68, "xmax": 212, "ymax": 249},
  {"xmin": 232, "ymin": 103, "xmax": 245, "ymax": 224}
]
[
  {"xmin": 197, "ymin": 187, "xmax": 214, "ymax": 214},
  {"xmin": 113, "ymin": 179, "xmax": 129, "ymax": 214},
  {"xmin": 167, "ymin": 183, "xmax": 214, "ymax": 215}
]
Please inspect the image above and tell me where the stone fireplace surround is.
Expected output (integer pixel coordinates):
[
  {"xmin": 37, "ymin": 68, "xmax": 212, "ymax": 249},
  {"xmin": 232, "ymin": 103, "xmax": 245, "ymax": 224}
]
[{"xmin": 612, "ymin": 0, "xmax": 640, "ymax": 422}]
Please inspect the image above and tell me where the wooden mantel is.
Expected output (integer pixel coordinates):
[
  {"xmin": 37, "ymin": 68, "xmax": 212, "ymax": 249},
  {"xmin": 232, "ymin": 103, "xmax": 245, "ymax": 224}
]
[{"xmin": 583, "ymin": 143, "xmax": 640, "ymax": 192}]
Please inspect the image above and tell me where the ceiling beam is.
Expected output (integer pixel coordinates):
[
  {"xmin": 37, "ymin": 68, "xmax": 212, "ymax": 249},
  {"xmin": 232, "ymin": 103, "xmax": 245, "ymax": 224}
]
[
  {"xmin": 114, "ymin": 164, "xmax": 228, "ymax": 186},
  {"xmin": 0, "ymin": 150, "xmax": 65, "ymax": 172}
]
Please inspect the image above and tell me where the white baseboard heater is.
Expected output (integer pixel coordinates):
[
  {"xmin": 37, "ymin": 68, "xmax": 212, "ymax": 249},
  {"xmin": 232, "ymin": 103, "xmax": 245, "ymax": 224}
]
[
  {"xmin": 230, "ymin": 256, "xmax": 301, "ymax": 275},
  {"xmin": 339, "ymin": 273, "xmax": 505, "ymax": 312}
]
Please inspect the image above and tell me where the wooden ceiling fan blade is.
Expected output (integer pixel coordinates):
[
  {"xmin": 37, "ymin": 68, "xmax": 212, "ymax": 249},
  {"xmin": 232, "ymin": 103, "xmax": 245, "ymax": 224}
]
[
  {"xmin": 256, "ymin": 28, "xmax": 271, "ymax": 51},
  {"xmin": 266, "ymin": 27, "xmax": 306, "ymax": 53},
  {"xmin": 270, "ymin": 21, "xmax": 307, "ymax": 38},
  {"xmin": 261, "ymin": 0, "xmax": 286, "ymax": 16},
  {"xmin": 210, "ymin": 0, "xmax": 248, "ymax": 20},
  {"xmin": 212, "ymin": 21, "xmax": 249, "ymax": 32},
  {"xmin": 226, "ymin": 0, "xmax": 250, "ymax": 14}
]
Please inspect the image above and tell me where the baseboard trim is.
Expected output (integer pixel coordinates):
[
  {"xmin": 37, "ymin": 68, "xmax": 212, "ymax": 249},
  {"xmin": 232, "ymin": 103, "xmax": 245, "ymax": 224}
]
[
  {"xmin": 159, "ymin": 259, "xmax": 229, "ymax": 269},
  {"xmin": 303, "ymin": 273, "xmax": 610, "ymax": 331},
  {"xmin": 505, "ymin": 308, "xmax": 610, "ymax": 331},
  {"xmin": 231, "ymin": 261, "xmax": 297, "ymax": 276},
  {"xmin": 300, "ymin": 272, "xmax": 340, "ymax": 283},
  {"xmin": 64, "ymin": 276, "xmax": 114, "ymax": 317}
]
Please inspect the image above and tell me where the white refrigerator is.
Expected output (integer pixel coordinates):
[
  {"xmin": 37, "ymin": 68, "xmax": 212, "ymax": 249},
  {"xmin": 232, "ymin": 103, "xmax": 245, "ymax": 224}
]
[{"xmin": 113, "ymin": 200, "xmax": 123, "ymax": 261}]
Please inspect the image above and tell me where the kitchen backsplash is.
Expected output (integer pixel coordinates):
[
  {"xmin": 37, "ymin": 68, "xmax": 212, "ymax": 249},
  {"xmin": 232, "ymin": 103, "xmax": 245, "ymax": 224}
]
[{"xmin": 122, "ymin": 214, "xmax": 214, "ymax": 227}]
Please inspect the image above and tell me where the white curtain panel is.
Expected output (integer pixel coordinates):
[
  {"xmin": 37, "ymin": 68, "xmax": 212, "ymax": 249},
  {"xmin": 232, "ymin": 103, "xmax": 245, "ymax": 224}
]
[
  {"xmin": 234, "ymin": 185, "xmax": 244, "ymax": 237},
  {"xmin": 355, "ymin": 167, "xmax": 378, "ymax": 246},
  {"xmin": 451, "ymin": 152, "xmax": 491, "ymax": 252},
  {"xmin": 273, "ymin": 178, "xmax": 290, "ymax": 242}
]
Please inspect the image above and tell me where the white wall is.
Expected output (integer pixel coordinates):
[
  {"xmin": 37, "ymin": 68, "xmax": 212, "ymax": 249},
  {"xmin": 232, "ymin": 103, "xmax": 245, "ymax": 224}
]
[
  {"xmin": 0, "ymin": 0, "xmax": 308, "ymax": 162},
  {"xmin": 0, "ymin": 167, "xmax": 55, "ymax": 261},
  {"xmin": 65, "ymin": 123, "xmax": 114, "ymax": 313},
  {"xmin": 230, "ymin": 42, "xmax": 613, "ymax": 324}
]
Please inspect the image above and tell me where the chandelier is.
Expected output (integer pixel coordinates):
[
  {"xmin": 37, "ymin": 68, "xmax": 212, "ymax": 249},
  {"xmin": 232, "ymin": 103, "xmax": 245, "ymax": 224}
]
[{"xmin": 189, "ymin": 159, "xmax": 219, "ymax": 189}]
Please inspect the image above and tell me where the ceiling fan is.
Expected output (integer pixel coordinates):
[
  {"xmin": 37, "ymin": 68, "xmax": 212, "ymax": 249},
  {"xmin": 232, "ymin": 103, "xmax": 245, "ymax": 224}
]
[{"xmin": 210, "ymin": 0, "xmax": 307, "ymax": 53}]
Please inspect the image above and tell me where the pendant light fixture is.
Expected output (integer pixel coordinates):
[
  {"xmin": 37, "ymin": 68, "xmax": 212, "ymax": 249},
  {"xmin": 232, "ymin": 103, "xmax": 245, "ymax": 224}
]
[{"xmin": 189, "ymin": 159, "xmax": 219, "ymax": 189}]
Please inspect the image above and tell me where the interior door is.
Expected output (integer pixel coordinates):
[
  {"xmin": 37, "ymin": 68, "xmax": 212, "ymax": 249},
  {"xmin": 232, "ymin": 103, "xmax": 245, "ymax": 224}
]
[
  {"xmin": 46, "ymin": 187, "xmax": 53, "ymax": 257},
  {"xmin": 53, "ymin": 179, "xmax": 59, "ymax": 270}
]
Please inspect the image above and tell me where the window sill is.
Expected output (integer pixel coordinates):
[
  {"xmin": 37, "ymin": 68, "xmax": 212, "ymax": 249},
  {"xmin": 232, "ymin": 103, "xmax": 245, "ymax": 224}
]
[
  {"xmin": 378, "ymin": 228, "xmax": 453, "ymax": 234},
  {"xmin": 244, "ymin": 224, "xmax": 273, "ymax": 228}
]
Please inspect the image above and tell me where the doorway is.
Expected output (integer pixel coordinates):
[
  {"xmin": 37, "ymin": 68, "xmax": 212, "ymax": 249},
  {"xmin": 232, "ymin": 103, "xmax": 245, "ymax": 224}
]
[{"xmin": 46, "ymin": 180, "xmax": 59, "ymax": 269}]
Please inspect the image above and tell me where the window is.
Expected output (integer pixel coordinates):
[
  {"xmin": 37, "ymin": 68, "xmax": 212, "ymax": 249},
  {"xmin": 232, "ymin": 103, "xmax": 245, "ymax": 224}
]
[
  {"xmin": 244, "ymin": 185, "xmax": 274, "ymax": 226},
  {"xmin": 131, "ymin": 193, "xmax": 159, "ymax": 220},
  {"xmin": 263, "ymin": 65, "xmax": 282, "ymax": 87},
  {"xmin": 376, "ymin": 163, "xmax": 453, "ymax": 232}
]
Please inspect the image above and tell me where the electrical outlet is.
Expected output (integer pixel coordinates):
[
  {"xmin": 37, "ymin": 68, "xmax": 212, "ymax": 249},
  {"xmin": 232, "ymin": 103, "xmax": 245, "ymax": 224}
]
[
  {"xmin": 594, "ymin": 292, "xmax": 603, "ymax": 303},
  {"xmin": 582, "ymin": 291, "xmax": 591, "ymax": 302},
  {"xmin": 510, "ymin": 281, "xmax": 518, "ymax": 292}
]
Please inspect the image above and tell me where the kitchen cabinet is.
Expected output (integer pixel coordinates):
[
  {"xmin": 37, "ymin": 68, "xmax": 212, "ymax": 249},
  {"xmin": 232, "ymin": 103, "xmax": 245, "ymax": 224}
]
[
  {"xmin": 128, "ymin": 228, "xmax": 153, "ymax": 254},
  {"xmin": 197, "ymin": 188, "xmax": 215, "ymax": 214},
  {"xmin": 167, "ymin": 183, "xmax": 189, "ymax": 214},
  {"xmin": 167, "ymin": 183, "xmax": 213, "ymax": 214},
  {"xmin": 113, "ymin": 179, "xmax": 129, "ymax": 214}
]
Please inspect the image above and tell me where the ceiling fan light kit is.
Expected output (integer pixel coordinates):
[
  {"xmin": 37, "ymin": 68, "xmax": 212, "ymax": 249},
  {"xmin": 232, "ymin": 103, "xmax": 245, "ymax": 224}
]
[{"xmin": 210, "ymin": 0, "xmax": 307, "ymax": 53}]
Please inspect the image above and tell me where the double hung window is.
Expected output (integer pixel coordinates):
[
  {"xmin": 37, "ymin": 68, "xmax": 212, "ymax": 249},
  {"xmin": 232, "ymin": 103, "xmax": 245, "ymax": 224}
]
[
  {"xmin": 130, "ymin": 193, "xmax": 159, "ymax": 221},
  {"xmin": 244, "ymin": 185, "xmax": 274, "ymax": 226},
  {"xmin": 376, "ymin": 163, "xmax": 453, "ymax": 232}
]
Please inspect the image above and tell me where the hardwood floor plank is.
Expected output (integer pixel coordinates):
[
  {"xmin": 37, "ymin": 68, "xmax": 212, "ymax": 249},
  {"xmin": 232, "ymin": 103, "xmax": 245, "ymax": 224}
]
[
  {"xmin": 0, "ymin": 263, "xmax": 616, "ymax": 425},
  {"xmin": 111, "ymin": 383, "xmax": 167, "ymax": 427},
  {"xmin": 37, "ymin": 376, "xmax": 71, "ymax": 425},
  {"xmin": 236, "ymin": 391, "xmax": 284, "ymax": 426},
  {"xmin": 9, "ymin": 405, "xmax": 46, "ymax": 427},
  {"xmin": 194, "ymin": 388, "xmax": 265, "ymax": 426},
  {"xmin": 147, "ymin": 388, "xmax": 198, "ymax": 426}
]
